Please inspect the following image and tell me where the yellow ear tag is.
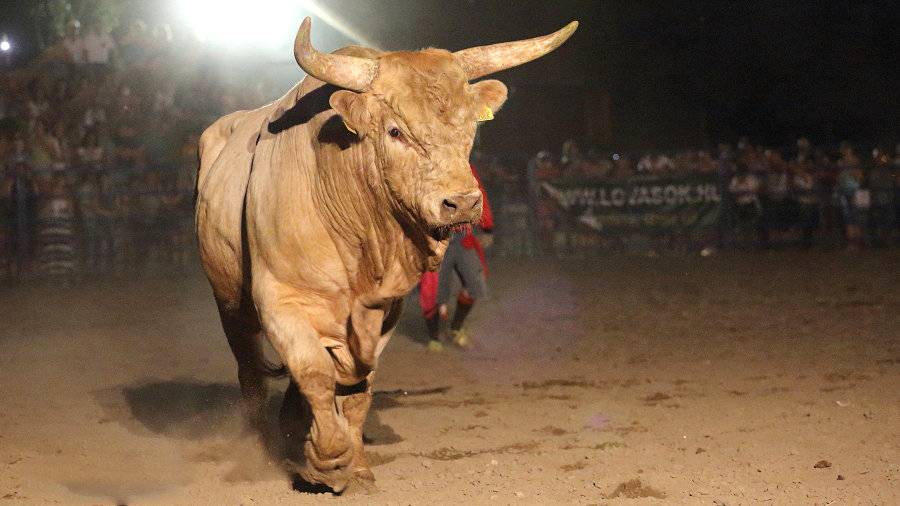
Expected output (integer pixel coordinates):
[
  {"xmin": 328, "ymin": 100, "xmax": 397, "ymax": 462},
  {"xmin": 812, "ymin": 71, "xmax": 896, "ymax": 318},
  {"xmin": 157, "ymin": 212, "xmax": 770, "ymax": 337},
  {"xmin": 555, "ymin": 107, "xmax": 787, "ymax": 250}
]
[
  {"xmin": 477, "ymin": 105, "xmax": 494, "ymax": 122},
  {"xmin": 343, "ymin": 120, "xmax": 357, "ymax": 135}
]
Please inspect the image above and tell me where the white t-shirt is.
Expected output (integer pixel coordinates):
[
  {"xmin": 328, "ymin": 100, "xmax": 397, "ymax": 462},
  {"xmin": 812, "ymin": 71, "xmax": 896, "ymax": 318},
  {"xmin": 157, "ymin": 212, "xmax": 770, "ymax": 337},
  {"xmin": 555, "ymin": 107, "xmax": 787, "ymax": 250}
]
[
  {"xmin": 83, "ymin": 31, "xmax": 115, "ymax": 64},
  {"xmin": 63, "ymin": 36, "xmax": 86, "ymax": 64}
]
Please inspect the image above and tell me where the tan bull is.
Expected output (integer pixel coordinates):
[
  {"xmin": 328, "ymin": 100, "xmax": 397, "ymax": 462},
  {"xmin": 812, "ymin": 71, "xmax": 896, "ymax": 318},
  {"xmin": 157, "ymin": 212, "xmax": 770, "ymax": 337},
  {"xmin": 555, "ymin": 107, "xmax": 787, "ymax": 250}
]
[{"xmin": 195, "ymin": 17, "xmax": 577, "ymax": 492}]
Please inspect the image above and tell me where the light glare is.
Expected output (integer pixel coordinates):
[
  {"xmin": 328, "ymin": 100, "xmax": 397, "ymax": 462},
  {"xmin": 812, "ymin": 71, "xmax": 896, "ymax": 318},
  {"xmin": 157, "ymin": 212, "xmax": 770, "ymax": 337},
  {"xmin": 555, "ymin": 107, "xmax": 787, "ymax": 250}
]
[{"xmin": 177, "ymin": 0, "xmax": 308, "ymax": 50}]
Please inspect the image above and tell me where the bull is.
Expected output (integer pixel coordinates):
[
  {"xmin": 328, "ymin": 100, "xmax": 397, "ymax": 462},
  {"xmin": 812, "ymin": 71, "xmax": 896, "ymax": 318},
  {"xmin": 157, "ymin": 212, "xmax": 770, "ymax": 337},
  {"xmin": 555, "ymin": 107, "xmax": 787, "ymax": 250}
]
[{"xmin": 195, "ymin": 17, "xmax": 577, "ymax": 491}]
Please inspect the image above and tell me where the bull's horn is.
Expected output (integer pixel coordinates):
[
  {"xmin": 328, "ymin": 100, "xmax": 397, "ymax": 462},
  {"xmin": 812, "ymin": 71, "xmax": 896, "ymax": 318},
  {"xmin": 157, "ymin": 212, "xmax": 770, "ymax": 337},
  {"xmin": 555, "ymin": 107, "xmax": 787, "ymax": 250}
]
[
  {"xmin": 293, "ymin": 17, "xmax": 377, "ymax": 92},
  {"xmin": 454, "ymin": 21, "xmax": 579, "ymax": 80}
]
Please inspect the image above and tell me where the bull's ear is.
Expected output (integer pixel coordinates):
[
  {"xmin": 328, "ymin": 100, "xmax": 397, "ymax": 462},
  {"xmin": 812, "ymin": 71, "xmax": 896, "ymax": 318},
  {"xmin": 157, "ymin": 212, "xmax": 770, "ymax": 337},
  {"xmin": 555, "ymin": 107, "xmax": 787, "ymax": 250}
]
[
  {"xmin": 471, "ymin": 79, "xmax": 508, "ymax": 116},
  {"xmin": 329, "ymin": 90, "xmax": 371, "ymax": 137}
]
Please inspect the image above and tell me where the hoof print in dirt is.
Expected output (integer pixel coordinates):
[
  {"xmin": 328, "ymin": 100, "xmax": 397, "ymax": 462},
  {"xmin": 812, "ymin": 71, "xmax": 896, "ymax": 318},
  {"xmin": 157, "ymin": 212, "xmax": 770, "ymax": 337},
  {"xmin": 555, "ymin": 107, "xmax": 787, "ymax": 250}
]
[
  {"xmin": 604, "ymin": 478, "xmax": 666, "ymax": 499},
  {"xmin": 813, "ymin": 459, "xmax": 832, "ymax": 469}
]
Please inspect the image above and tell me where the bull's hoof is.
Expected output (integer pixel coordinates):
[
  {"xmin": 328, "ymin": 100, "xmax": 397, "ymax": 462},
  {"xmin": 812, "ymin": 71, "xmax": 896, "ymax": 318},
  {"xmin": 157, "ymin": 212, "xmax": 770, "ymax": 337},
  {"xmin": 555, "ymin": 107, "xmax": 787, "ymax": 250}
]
[
  {"xmin": 343, "ymin": 472, "xmax": 378, "ymax": 495},
  {"xmin": 298, "ymin": 462, "xmax": 352, "ymax": 493},
  {"xmin": 353, "ymin": 467, "xmax": 375, "ymax": 483},
  {"xmin": 286, "ymin": 458, "xmax": 352, "ymax": 494},
  {"xmin": 284, "ymin": 435, "xmax": 355, "ymax": 493}
]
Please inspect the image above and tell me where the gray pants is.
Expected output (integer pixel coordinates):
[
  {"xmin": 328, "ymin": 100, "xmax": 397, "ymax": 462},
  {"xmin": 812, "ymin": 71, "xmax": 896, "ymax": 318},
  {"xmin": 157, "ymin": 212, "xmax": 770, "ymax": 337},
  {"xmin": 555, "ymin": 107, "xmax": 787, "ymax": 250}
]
[{"xmin": 437, "ymin": 236, "xmax": 488, "ymax": 305}]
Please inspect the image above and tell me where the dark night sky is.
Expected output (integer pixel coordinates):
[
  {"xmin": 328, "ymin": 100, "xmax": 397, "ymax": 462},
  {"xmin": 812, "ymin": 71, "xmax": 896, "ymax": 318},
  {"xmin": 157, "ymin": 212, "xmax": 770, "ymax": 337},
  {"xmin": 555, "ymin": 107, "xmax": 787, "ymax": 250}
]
[{"xmin": 2, "ymin": 0, "xmax": 899, "ymax": 153}]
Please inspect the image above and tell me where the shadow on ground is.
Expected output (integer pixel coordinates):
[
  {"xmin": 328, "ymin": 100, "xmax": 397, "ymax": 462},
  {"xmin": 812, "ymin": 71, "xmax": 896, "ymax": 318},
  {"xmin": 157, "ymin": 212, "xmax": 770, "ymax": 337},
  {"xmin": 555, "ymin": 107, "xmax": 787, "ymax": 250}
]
[
  {"xmin": 122, "ymin": 380, "xmax": 243, "ymax": 439},
  {"xmin": 95, "ymin": 377, "xmax": 404, "ymax": 445}
]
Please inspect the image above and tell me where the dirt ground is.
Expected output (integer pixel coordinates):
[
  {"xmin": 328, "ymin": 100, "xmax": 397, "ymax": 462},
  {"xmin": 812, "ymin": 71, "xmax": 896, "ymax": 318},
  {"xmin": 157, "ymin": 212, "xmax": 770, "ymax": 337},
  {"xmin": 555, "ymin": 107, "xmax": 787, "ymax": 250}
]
[{"xmin": 0, "ymin": 250, "xmax": 898, "ymax": 505}]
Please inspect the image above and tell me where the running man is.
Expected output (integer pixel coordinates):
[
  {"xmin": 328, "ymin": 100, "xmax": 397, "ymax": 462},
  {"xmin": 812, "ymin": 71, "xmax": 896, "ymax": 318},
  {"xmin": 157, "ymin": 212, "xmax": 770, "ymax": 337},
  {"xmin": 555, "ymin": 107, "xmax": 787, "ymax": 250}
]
[{"xmin": 419, "ymin": 163, "xmax": 494, "ymax": 351}]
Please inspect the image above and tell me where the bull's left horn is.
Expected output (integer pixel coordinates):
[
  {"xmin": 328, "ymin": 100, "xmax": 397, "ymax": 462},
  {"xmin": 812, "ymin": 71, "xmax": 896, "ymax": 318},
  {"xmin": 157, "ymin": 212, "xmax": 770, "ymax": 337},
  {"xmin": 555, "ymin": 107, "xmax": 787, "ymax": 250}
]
[
  {"xmin": 454, "ymin": 21, "xmax": 578, "ymax": 80},
  {"xmin": 294, "ymin": 17, "xmax": 377, "ymax": 92}
]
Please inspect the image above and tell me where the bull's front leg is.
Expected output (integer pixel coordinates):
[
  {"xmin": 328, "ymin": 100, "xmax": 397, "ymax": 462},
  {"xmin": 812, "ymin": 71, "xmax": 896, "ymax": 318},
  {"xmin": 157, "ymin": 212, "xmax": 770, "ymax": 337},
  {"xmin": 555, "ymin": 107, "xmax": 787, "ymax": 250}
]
[
  {"xmin": 337, "ymin": 300, "xmax": 401, "ymax": 488},
  {"xmin": 257, "ymin": 298, "xmax": 354, "ymax": 492},
  {"xmin": 340, "ymin": 377, "xmax": 374, "ymax": 483}
]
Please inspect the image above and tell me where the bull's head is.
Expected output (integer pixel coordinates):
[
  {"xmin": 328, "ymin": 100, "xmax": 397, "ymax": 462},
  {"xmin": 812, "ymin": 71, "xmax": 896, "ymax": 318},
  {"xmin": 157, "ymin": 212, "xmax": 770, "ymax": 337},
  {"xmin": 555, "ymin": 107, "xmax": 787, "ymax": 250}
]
[{"xmin": 294, "ymin": 18, "xmax": 577, "ymax": 237}]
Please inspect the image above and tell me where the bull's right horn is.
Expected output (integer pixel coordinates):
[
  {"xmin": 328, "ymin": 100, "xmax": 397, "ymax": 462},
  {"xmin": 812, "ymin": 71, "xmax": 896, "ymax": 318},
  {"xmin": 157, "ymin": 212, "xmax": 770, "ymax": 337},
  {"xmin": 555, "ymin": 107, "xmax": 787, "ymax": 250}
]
[
  {"xmin": 454, "ymin": 21, "xmax": 579, "ymax": 80},
  {"xmin": 293, "ymin": 17, "xmax": 377, "ymax": 92}
]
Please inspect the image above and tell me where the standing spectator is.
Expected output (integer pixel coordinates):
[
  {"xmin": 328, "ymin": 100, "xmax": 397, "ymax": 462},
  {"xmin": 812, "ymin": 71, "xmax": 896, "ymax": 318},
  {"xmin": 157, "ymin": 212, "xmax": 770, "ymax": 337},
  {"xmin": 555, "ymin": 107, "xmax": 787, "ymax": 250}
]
[
  {"xmin": 760, "ymin": 151, "xmax": 791, "ymax": 247},
  {"xmin": 0, "ymin": 167, "xmax": 13, "ymax": 280},
  {"xmin": 527, "ymin": 151, "xmax": 560, "ymax": 256},
  {"xmin": 794, "ymin": 137, "xmax": 813, "ymax": 163},
  {"xmin": 76, "ymin": 172, "xmax": 112, "ymax": 273},
  {"xmin": 836, "ymin": 142, "xmax": 866, "ymax": 249},
  {"xmin": 893, "ymin": 143, "xmax": 900, "ymax": 235},
  {"xmin": 158, "ymin": 174, "xmax": 191, "ymax": 269},
  {"xmin": 82, "ymin": 19, "xmax": 116, "ymax": 72},
  {"xmin": 62, "ymin": 20, "xmax": 86, "ymax": 65},
  {"xmin": 867, "ymin": 149, "xmax": 895, "ymax": 247},
  {"xmin": 117, "ymin": 20, "xmax": 150, "ymax": 68},
  {"xmin": 790, "ymin": 159, "xmax": 819, "ymax": 247},
  {"xmin": 109, "ymin": 190, "xmax": 132, "ymax": 273},
  {"xmin": 29, "ymin": 121, "xmax": 63, "ymax": 170},
  {"xmin": 8, "ymin": 159, "xmax": 38, "ymax": 279},
  {"xmin": 560, "ymin": 139, "xmax": 584, "ymax": 173},
  {"xmin": 729, "ymin": 164, "xmax": 762, "ymax": 249},
  {"xmin": 717, "ymin": 143, "xmax": 737, "ymax": 248},
  {"xmin": 132, "ymin": 171, "xmax": 164, "ymax": 273},
  {"xmin": 35, "ymin": 174, "xmax": 78, "ymax": 281},
  {"xmin": 76, "ymin": 130, "xmax": 105, "ymax": 168}
]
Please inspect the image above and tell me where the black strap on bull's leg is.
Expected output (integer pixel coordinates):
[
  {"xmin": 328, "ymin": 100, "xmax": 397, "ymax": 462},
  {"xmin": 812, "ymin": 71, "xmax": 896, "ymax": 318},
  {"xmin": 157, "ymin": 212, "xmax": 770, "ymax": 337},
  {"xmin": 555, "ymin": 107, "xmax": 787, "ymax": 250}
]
[{"xmin": 335, "ymin": 378, "xmax": 369, "ymax": 396}]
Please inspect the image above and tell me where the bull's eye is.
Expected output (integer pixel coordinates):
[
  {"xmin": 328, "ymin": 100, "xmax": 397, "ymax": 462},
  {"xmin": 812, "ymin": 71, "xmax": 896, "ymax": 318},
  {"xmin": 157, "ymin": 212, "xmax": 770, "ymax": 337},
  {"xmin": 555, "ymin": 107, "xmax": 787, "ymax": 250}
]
[{"xmin": 388, "ymin": 127, "xmax": 402, "ymax": 139}]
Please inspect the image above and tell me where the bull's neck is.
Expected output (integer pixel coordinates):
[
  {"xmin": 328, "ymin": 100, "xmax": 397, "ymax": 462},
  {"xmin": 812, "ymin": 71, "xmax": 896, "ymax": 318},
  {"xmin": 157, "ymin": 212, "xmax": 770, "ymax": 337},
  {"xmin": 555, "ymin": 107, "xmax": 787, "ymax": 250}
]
[{"xmin": 311, "ymin": 147, "xmax": 438, "ymax": 294}]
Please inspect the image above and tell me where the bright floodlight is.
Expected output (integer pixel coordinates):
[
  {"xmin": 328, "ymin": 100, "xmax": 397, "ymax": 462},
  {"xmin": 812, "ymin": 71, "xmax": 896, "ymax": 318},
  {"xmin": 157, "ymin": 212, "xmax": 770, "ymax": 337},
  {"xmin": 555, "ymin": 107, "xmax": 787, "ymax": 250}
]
[
  {"xmin": 0, "ymin": 37, "xmax": 10, "ymax": 52},
  {"xmin": 177, "ymin": 0, "xmax": 309, "ymax": 50}
]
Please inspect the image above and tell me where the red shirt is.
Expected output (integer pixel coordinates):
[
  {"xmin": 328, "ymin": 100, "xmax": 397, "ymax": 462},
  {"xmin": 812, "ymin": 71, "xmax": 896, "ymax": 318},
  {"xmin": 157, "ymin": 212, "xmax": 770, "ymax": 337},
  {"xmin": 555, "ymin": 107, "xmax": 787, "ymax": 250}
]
[
  {"xmin": 461, "ymin": 163, "xmax": 492, "ymax": 272},
  {"xmin": 461, "ymin": 163, "xmax": 493, "ymax": 249}
]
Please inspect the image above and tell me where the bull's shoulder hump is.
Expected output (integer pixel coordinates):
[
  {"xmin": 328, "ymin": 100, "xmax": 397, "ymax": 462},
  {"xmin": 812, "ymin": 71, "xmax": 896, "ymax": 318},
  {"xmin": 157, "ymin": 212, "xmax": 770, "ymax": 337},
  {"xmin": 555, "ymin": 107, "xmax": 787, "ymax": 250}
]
[{"xmin": 197, "ymin": 103, "xmax": 281, "ymax": 182}]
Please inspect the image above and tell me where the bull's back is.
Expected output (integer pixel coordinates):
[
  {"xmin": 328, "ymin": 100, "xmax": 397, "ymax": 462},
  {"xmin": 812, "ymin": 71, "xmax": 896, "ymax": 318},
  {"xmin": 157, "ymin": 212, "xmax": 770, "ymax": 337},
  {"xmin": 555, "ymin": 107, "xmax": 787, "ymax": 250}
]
[{"xmin": 195, "ymin": 105, "xmax": 275, "ymax": 307}]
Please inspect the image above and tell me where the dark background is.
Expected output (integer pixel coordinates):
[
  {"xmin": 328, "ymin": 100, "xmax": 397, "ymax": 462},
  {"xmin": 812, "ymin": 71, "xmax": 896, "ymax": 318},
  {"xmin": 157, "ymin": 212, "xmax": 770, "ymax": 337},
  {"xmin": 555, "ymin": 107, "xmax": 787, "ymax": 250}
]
[{"xmin": 2, "ymin": 0, "xmax": 898, "ymax": 155}]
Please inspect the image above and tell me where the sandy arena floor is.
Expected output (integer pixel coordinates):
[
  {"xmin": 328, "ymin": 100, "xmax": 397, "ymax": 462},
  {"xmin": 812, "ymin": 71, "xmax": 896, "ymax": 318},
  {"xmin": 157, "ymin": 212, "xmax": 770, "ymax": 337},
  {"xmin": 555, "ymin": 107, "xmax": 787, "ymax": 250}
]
[{"xmin": 0, "ymin": 250, "xmax": 898, "ymax": 505}]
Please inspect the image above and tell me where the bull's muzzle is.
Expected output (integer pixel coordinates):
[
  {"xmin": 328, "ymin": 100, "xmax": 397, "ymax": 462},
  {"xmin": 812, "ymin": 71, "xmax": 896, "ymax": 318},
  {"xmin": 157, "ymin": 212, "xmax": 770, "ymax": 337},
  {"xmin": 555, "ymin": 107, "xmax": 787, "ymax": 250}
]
[{"xmin": 440, "ymin": 190, "xmax": 482, "ymax": 224}]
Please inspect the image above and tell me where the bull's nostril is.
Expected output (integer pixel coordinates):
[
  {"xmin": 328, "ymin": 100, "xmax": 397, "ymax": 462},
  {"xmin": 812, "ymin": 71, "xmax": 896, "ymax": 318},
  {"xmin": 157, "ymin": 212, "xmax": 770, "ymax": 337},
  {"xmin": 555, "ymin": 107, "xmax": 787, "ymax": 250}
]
[{"xmin": 442, "ymin": 199, "xmax": 457, "ymax": 210}]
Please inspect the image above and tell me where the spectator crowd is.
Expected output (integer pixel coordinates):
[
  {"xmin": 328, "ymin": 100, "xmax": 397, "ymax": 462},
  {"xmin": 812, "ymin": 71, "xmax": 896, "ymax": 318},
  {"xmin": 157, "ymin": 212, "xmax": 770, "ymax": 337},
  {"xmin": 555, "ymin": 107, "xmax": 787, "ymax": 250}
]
[
  {"xmin": 2, "ymin": 17, "xmax": 899, "ymax": 283},
  {"xmin": 0, "ymin": 17, "xmax": 281, "ymax": 282},
  {"xmin": 479, "ymin": 137, "xmax": 900, "ymax": 257}
]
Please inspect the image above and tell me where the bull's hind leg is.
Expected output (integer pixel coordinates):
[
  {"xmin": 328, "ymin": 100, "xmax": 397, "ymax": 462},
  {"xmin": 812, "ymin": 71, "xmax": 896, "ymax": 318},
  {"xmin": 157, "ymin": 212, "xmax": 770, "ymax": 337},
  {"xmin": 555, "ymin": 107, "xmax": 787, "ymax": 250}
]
[{"xmin": 217, "ymin": 301, "xmax": 269, "ymax": 434}]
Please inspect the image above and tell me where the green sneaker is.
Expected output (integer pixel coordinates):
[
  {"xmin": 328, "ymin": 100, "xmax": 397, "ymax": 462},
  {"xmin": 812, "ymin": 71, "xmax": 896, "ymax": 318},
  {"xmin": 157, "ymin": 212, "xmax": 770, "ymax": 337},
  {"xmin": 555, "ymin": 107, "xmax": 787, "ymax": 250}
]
[
  {"xmin": 451, "ymin": 329, "xmax": 472, "ymax": 349},
  {"xmin": 427, "ymin": 340, "xmax": 444, "ymax": 353}
]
